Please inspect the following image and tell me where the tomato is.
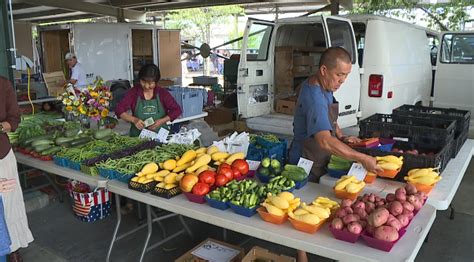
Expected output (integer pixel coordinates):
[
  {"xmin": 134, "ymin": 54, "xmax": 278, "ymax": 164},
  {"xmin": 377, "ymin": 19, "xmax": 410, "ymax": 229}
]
[
  {"xmin": 192, "ymin": 182, "xmax": 210, "ymax": 196},
  {"xmin": 231, "ymin": 159, "xmax": 249, "ymax": 175},
  {"xmin": 215, "ymin": 174, "xmax": 229, "ymax": 187},
  {"xmin": 232, "ymin": 167, "xmax": 242, "ymax": 179},
  {"xmin": 218, "ymin": 163, "xmax": 231, "ymax": 173},
  {"xmin": 218, "ymin": 166, "xmax": 233, "ymax": 181},
  {"xmin": 199, "ymin": 170, "xmax": 216, "ymax": 186}
]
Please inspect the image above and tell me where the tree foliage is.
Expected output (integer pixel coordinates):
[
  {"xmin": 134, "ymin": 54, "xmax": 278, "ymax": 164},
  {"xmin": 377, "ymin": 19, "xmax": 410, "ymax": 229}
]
[{"xmin": 351, "ymin": 0, "xmax": 473, "ymax": 31}]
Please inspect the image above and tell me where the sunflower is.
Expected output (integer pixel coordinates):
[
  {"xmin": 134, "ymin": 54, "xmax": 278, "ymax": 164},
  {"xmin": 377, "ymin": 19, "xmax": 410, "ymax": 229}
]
[
  {"xmin": 65, "ymin": 106, "xmax": 73, "ymax": 111},
  {"xmin": 89, "ymin": 109, "xmax": 99, "ymax": 117},
  {"xmin": 90, "ymin": 91, "xmax": 99, "ymax": 98},
  {"xmin": 78, "ymin": 105, "xmax": 87, "ymax": 115},
  {"xmin": 101, "ymin": 109, "xmax": 109, "ymax": 118}
]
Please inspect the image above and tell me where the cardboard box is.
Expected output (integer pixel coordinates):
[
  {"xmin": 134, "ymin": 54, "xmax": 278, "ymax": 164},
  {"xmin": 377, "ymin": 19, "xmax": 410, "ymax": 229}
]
[
  {"xmin": 204, "ymin": 107, "xmax": 234, "ymax": 125},
  {"xmin": 234, "ymin": 120, "xmax": 251, "ymax": 132},
  {"xmin": 242, "ymin": 247, "xmax": 296, "ymax": 262},
  {"xmin": 42, "ymin": 71, "xmax": 65, "ymax": 97},
  {"xmin": 275, "ymin": 96, "xmax": 297, "ymax": 115},
  {"xmin": 293, "ymin": 56, "xmax": 315, "ymax": 66},
  {"xmin": 292, "ymin": 65, "xmax": 311, "ymax": 76},
  {"xmin": 158, "ymin": 79, "xmax": 175, "ymax": 87},
  {"xmin": 175, "ymin": 238, "xmax": 245, "ymax": 262}
]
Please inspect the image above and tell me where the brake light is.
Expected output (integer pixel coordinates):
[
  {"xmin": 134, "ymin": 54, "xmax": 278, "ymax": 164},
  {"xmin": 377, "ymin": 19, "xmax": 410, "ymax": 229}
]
[{"xmin": 368, "ymin": 74, "xmax": 383, "ymax": 97}]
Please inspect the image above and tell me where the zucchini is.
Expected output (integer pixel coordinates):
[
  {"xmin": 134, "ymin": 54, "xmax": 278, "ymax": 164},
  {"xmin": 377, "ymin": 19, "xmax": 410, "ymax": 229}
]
[
  {"xmin": 40, "ymin": 146, "xmax": 62, "ymax": 156},
  {"xmin": 34, "ymin": 144, "xmax": 52, "ymax": 153},
  {"xmin": 65, "ymin": 129, "xmax": 79, "ymax": 138},
  {"xmin": 55, "ymin": 137, "xmax": 77, "ymax": 146},
  {"xmin": 23, "ymin": 134, "xmax": 54, "ymax": 146},
  {"xmin": 93, "ymin": 129, "xmax": 113, "ymax": 139},
  {"xmin": 68, "ymin": 137, "xmax": 93, "ymax": 147},
  {"xmin": 31, "ymin": 139, "xmax": 54, "ymax": 148}
]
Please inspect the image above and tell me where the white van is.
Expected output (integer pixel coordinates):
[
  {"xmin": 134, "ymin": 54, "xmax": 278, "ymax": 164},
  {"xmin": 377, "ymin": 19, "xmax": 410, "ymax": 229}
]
[
  {"xmin": 433, "ymin": 32, "xmax": 474, "ymax": 129},
  {"xmin": 238, "ymin": 15, "xmax": 435, "ymax": 135}
]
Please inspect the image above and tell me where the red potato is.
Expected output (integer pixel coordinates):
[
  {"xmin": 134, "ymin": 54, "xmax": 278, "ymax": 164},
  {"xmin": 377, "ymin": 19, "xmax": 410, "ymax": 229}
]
[
  {"xmin": 395, "ymin": 187, "xmax": 407, "ymax": 201},
  {"xmin": 386, "ymin": 193, "xmax": 396, "ymax": 202},
  {"xmin": 411, "ymin": 199, "xmax": 423, "ymax": 211},
  {"xmin": 397, "ymin": 214, "xmax": 410, "ymax": 227},
  {"xmin": 373, "ymin": 195, "xmax": 381, "ymax": 203},
  {"xmin": 359, "ymin": 220, "xmax": 367, "ymax": 228},
  {"xmin": 415, "ymin": 191, "xmax": 427, "ymax": 201},
  {"xmin": 347, "ymin": 222, "xmax": 363, "ymax": 234},
  {"xmin": 388, "ymin": 201, "xmax": 403, "ymax": 216},
  {"xmin": 368, "ymin": 207, "xmax": 390, "ymax": 227},
  {"xmin": 402, "ymin": 201, "xmax": 415, "ymax": 212},
  {"xmin": 407, "ymin": 194, "xmax": 416, "ymax": 203},
  {"xmin": 343, "ymin": 206, "xmax": 353, "ymax": 214},
  {"xmin": 341, "ymin": 199, "xmax": 353, "ymax": 208},
  {"xmin": 331, "ymin": 218, "xmax": 344, "ymax": 230},
  {"xmin": 362, "ymin": 194, "xmax": 370, "ymax": 203},
  {"xmin": 374, "ymin": 226, "xmax": 400, "ymax": 242},
  {"xmin": 402, "ymin": 209, "xmax": 414, "ymax": 220},
  {"xmin": 365, "ymin": 202, "xmax": 376, "ymax": 214},
  {"xmin": 405, "ymin": 183, "xmax": 418, "ymax": 195},
  {"xmin": 376, "ymin": 200, "xmax": 386, "ymax": 207},
  {"xmin": 366, "ymin": 225, "xmax": 376, "ymax": 235},
  {"xmin": 386, "ymin": 217, "xmax": 402, "ymax": 231},
  {"xmin": 354, "ymin": 207, "xmax": 368, "ymax": 220},
  {"xmin": 343, "ymin": 214, "xmax": 360, "ymax": 225},
  {"xmin": 352, "ymin": 201, "xmax": 365, "ymax": 210},
  {"xmin": 335, "ymin": 208, "xmax": 347, "ymax": 218}
]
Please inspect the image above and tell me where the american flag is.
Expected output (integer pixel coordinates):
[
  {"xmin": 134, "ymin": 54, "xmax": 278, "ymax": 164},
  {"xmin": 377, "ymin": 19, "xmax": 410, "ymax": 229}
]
[{"xmin": 72, "ymin": 189, "xmax": 110, "ymax": 218}]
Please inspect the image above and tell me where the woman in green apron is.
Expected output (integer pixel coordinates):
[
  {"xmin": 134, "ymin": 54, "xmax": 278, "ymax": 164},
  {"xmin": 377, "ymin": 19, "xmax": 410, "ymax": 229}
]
[{"xmin": 116, "ymin": 64, "xmax": 182, "ymax": 137}]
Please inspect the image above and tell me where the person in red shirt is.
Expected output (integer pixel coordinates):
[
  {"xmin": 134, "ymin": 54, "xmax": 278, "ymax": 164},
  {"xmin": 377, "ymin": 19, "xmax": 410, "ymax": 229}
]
[{"xmin": 115, "ymin": 64, "xmax": 182, "ymax": 137}]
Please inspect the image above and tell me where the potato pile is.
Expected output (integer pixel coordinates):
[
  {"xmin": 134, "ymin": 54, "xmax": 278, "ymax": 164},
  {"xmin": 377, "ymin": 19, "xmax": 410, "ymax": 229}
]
[{"xmin": 331, "ymin": 183, "xmax": 427, "ymax": 241}]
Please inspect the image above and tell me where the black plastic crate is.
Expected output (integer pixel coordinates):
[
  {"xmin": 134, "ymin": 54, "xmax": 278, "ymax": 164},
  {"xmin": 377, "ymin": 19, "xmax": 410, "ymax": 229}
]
[
  {"xmin": 359, "ymin": 114, "xmax": 456, "ymax": 147},
  {"xmin": 453, "ymin": 129, "xmax": 469, "ymax": 157},
  {"xmin": 393, "ymin": 105, "xmax": 470, "ymax": 136},
  {"xmin": 355, "ymin": 141, "xmax": 452, "ymax": 182}
]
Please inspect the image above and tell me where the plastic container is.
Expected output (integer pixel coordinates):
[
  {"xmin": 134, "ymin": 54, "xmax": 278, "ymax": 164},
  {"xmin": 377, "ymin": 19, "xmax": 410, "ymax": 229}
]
[
  {"xmin": 294, "ymin": 177, "xmax": 309, "ymax": 189},
  {"xmin": 256, "ymin": 172, "xmax": 274, "ymax": 183},
  {"xmin": 333, "ymin": 188, "xmax": 361, "ymax": 200},
  {"xmin": 151, "ymin": 186, "xmax": 181, "ymax": 199},
  {"xmin": 247, "ymin": 170, "xmax": 256, "ymax": 178},
  {"xmin": 364, "ymin": 174, "xmax": 376, "ymax": 184},
  {"xmin": 350, "ymin": 138, "xmax": 379, "ymax": 148},
  {"xmin": 377, "ymin": 138, "xmax": 396, "ymax": 152},
  {"xmin": 53, "ymin": 156, "xmax": 68, "ymax": 167},
  {"xmin": 257, "ymin": 207, "xmax": 288, "ymax": 225},
  {"xmin": 378, "ymin": 168, "xmax": 400, "ymax": 179},
  {"xmin": 361, "ymin": 229, "xmax": 406, "ymax": 252},
  {"xmin": 169, "ymin": 87, "xmax": 204, "ymax": 118},
  {"xmin": 329, "ymin": 225, "xmax": 361, "ymax": 243},
  {"xmin": 235, "ymin": 174, "xmax": 248, "ymax": 181},
  {"xmin": 68, "ymin": 160, "xmax": 81, "ymax": 171},
  {"xmin": 128, "ymin": 179, "xmax": 156, "ymax": 193},
  {"xmin": 80, "ymin": 164, "xmax": 99, "ymax": 176},
  {"xmin": 204, "ymin": 196, "xmax": 229, "ymax": 210},
  {"xmin": 228, "ymin": 202, "xmax": 258, "ymax": 217},
  {"xmin": 288, "ymin": 217, "xmax": 326, "ymax": 234},
  {"xmin": 98, "ymin": 168, "xmax": 114, "ymax": 179},
  {"xmin": 409, "ymin": 182, "xmax": 434, "ymax": 195},
  {"xmin": 183, "ymin": 192, "xmax": 207, "ymax": 204},
  {"xmin": 327, "ymin": 168, "xmax": 348, "ymax": 179},
  {"xmin": 114, "ymin": 172, "xmax": 134, "ymax": 183}
]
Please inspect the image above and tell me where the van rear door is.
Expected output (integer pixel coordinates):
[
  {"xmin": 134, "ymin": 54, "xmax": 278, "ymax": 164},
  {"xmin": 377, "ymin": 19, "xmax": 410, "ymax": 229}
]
[
  {"xmin": 237, "ymin": 19, "xmax": 275, "ymax": 118},
  {"xmin": 434, "ymin": 32, "xmax": 474, "ymax": 126},
  {"xmin": 322, "ymin": 16, "xmax": 361, "ymax": 128}
]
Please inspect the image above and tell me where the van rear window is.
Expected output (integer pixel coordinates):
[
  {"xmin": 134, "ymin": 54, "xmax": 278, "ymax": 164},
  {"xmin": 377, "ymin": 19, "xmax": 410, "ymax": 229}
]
[{"xmin": 440, "ymin": 33, "xmax": 474, "ymax": 64}]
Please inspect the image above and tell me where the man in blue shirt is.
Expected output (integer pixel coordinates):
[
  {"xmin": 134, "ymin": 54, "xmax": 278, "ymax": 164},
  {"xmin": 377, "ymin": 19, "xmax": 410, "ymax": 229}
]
[{"xmin": 289, "ymin": 47, "xmax": 382, "ymax": 182}]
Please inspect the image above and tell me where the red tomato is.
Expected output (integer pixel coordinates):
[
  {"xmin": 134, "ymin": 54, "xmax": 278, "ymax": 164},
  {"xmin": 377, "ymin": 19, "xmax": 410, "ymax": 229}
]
[
  {"xmin": 199, "ymin": 170, "xmax": 216, "ymax": 186},
  {"xmin": 218, "ymin": 166, "xmax": 233, "ymax": 181},
  {"xmin": 232, "ymin": 167, "xmax": 242, "ymax": 179},
  {"xmin": 231, "ymin": 159, "xmax": 249, "ymax": 175},
  {"xmin": 218, "ymin": 163, "xmax": 231, "ymax": 172},
  {"xmin": 192, "ymin": 182, "xmax": 210, "ymax": 196},
  {"xmin": 215, "ymin": 174, "xmax": 229, "ymax": 187}
]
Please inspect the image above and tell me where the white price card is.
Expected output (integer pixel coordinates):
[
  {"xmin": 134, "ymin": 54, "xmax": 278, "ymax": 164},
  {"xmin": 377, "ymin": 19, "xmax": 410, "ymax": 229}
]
[
  {"xmin": 297, "ymin": 157, "xmax": 314, "ymax": 175},
  {"xmin": 246, "ymin": 160, "xmax": 261, "ymax": 171},
  {"xmin": 156, "ymin": 128, "xmax": 170, "ymax": 143},
  {"xmin": 139, "ymin": 128, "xmax": 158, "ymax": 140},
  {"xmin": 192, "ymin": 240, "xmax": 241, "ymax": 262},
  {"xmin": 347, "ymin": 162, "xmax": 367, "ymax": 181}
]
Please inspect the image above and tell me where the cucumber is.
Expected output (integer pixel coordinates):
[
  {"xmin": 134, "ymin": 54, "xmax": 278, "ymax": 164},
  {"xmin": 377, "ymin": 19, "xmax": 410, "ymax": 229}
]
[
  {"xmin": 68, "ymin": 137, "xmax": 93, "ymax": 147},
  {"xmin": 93, "ymin": 129, "xmax": 113, "ymax": 139},
  {"xmin": 65, "ymin": 129, "xmax": 79, "ymax": 138},
  {"xmin": 31, "ymin": 139, "xmax": 54, "ymax": 148},
  {"xmin": 55, "ymin": 137, "xmax": 77, "ymax": 146},
  {"xmin": 23, "ymin": 134, "xmax": 54, "ymax": 146},
  {"xmin": 40, "ymin": 146, "xmax": 62, "ymax": 156},
  {"xmin": 282, "ymin": 170, "xmax": 307, "ymax": 182},
  {"xmin": 34, "ymin": 144, "xmax": 52, "ymax": 153}
]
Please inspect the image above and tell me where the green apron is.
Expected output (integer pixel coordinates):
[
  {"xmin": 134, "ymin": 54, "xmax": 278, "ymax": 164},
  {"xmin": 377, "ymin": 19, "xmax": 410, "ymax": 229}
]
[{"xmin": 129, "ymin": 94, "xmax": 167, "ymax": 137}]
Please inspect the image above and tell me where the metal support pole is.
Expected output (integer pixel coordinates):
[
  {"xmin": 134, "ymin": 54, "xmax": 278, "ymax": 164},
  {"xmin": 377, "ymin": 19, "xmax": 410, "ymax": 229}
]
[
  {"xmin": 0, "ymin": 0, "xmax": 13, "ymax": 80},
  {"xmin": 139, "ymin": 205, "xmax": 153, "ymax": 262},
  {"xmin": 449, "ymin": 204, "xmax": 455, "ymax": 220},
  {"xmin": 106, "ymin": 194, "xmax": 122, "ymax": 262}
]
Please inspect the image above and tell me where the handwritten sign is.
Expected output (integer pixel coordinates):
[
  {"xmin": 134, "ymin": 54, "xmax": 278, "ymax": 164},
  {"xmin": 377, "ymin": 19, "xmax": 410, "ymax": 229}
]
[
  {"xmin": 347, "ymin": 163, "xmax": 367, "ymax": 181},
  {"xmin": 156, "ymin": 128, "xmax": 170, "ymax": 143},
  {"xmin": 139, "ymin": 129, "xmax": 158, "ymax": 140},
  {"xmin": 192, "ymin": 240, "xmax": 241, "ymax": 262},
  {"xmin": 297, "ymin": 157, "xmax": 314, "ymax": 175},
  {"xmin": 246, "ymin": 160, "xmax": 261, "ymax": 171}
]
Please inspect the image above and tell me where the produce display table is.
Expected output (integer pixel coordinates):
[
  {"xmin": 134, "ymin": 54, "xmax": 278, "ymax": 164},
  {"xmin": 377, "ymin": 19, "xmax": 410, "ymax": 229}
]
[
  {"xmin": 320, "ymin": 139, "xmax": 474, "ymax": 210},
  {"xmin": 16, "ymin": 153, "xmax": 437, "ymax": 262}
]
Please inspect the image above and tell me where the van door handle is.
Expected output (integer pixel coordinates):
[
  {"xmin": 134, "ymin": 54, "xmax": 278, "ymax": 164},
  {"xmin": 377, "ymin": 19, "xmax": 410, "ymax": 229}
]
[
  {"xmin": 345, "ymin": 105, "xmax": 351, "ymax": 110},
  {"xmin": 239, "ymin": 68, "xmax": 248, "ymax": 77}
]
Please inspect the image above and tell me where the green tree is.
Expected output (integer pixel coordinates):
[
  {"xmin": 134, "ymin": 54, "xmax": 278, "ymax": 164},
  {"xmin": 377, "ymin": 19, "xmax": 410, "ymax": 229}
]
[{"xmin": 351, "ymin": 0, "xmax": 473, "ymax": 31}]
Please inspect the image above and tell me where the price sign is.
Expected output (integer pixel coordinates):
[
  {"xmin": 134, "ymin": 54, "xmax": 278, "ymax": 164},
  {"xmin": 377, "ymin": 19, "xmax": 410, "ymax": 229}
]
[
  {"xmin": 139, "ymin": 129, "xmax": 159, "ymax": 140},
  {"xmin": 246, "ymin": 160, "xmax": 261, "ymax": 171},
  {"xmin": 297, "ymin": 157, "xmax": 314, "ymax": 175},
  {"xmin": 347, "ymin": 163, "xmax": 367, "ymax": 181},
  {"xmin": 156, "ymin": 128, "xmax": 170, "ymax": 143}
]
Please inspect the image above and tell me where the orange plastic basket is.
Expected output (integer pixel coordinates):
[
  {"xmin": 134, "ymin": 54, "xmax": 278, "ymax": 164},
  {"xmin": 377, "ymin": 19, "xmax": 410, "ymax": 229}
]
[
  {"xmin": 288, "ymin": 217, "xmax": 326, "ymax": 234},
  {"xmin": 333, "ymin": 188, "xmax": 360, "ymax": 200},
  {"xmin": 257, "ymin": 207, "xmax": 288, "ymax": 225},
  {"xmin": 410, "ymin": 182, "xmax": 434, "ymax": 195},
  {"xmin": 378, "ymin": 168, "xmax": 400, "ymax": 179},
  {"xmin": 364, "ymin": 173, "xmax": 376, "ymax": 184}
]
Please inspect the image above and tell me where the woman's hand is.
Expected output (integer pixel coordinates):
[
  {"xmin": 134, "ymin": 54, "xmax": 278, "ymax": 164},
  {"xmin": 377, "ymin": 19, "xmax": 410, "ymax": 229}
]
[
  {"xmin": 0, "ymin": 179, "xmax": 16, "ymax": 193},
  {"xmin": 133, "ymin": 118, "xmax": 145, "ymax": 130},
  {"xmin": 148, "ymin": 118, "xmax": 168, "ymax": 131},
  {"xmin": 1, "ymin": 122, "xmax": 12, "ymax": 133}
]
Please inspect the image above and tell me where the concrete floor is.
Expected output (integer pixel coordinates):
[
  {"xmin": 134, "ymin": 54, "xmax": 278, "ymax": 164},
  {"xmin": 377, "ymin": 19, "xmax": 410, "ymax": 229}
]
[{"xmin": 16, "ymin": 156, "xmax": 473, "ymax": 262}]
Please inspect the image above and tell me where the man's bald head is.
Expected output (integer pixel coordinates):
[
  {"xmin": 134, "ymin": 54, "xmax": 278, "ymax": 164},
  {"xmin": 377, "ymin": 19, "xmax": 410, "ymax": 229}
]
[{"xmin": 319, "ymin": 47, "xmax": 352, "ymax": 69}]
